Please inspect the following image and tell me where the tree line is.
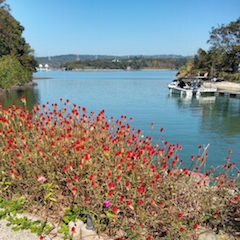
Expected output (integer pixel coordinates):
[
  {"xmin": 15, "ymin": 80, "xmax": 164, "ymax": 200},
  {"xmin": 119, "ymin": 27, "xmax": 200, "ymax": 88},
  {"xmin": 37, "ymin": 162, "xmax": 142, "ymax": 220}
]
[
  {"xmin": 177, "ymin": 17, "xmax": 240, "ymax": 82},
  {"xmin": 62, "ymin": 57, "xmax": 188, "ymax": 71},
  {"xmin": 0, "ymin": 0, "xmax": 37, "ymax": 89}
]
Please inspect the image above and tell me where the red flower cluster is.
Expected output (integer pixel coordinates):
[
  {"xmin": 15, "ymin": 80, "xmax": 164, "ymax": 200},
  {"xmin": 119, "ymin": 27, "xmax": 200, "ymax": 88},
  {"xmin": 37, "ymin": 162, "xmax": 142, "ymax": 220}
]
[{"xmin": 0, "ymin": 99, "xmax": 239, "ymax": 239}]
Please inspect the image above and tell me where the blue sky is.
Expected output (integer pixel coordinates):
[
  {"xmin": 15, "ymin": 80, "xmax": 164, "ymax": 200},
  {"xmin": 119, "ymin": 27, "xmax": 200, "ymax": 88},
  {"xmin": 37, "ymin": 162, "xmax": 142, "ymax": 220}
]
[{"xmin": 6, "ymin": 0, "xmax": 240, "ymax": 57}]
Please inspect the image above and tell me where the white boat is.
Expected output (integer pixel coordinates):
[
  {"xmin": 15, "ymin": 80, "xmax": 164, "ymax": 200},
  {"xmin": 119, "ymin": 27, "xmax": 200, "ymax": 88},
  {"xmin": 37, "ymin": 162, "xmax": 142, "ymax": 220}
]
[{"xmin": 168, "ymin": 78, "xmax": 217, "ymax": 98}]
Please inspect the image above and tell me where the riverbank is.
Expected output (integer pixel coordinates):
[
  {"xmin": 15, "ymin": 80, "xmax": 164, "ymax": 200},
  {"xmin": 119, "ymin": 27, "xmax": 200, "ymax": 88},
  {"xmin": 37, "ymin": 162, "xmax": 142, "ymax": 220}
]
[{"xmin": 0, "ymin": 81, "xmax": 37, "ymax": 95}]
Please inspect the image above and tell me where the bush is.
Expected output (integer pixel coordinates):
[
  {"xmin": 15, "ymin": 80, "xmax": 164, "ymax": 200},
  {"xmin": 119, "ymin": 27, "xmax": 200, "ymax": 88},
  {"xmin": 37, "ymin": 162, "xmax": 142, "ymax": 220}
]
[
  {"xmin": 219, "ymin": 72, "xmax": 240, "ymax": 82},
  {"xmin": 0, "ymin": 99, "xmax": 239, "ymax": 239},
  {"xmin": 0, "ymin": 55, "xmax": 31, "ymax": 89}
]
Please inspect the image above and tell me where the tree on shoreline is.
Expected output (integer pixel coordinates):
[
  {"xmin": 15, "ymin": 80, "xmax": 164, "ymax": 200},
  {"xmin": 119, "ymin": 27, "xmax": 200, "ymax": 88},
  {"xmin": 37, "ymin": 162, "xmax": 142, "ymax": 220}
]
[
  {"xmin": 177, "ymin": 17, "xmax": 240, "ymax": 81},
  {"xmin": 0, "ymin": 0, "xmax": 37, "ymax": 88}
]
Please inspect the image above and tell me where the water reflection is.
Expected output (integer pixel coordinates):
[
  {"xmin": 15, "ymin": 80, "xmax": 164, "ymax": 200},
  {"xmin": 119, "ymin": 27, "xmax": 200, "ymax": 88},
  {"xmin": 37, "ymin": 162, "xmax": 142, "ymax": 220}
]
[
  {"xmin": 0, "ymin": 87, "xmax": 39, "ymax": 110},
  {"xmin": 169, "ymin": 94, "xmax": 240, "ymax": 136}
]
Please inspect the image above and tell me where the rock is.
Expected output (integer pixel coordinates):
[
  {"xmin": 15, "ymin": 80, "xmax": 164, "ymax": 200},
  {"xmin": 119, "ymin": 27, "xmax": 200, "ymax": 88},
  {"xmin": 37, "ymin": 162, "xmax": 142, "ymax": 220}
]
[
  {"xmin": 216, "ymin": 231, "xmax": 237, "ymax": 240},
  {"xmin": 198, "ymin": 231, "xmax": 217, "ymax": 240},
  {"xmin": 69, "ymin": 220, "xmax": 104, "ymax": 240}
]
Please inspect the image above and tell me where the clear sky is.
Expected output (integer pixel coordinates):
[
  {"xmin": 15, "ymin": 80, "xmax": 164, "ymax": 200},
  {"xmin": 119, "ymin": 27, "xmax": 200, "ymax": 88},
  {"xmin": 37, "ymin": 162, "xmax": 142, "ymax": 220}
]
[{"xmin": 6, "ymin": 0, "xmax": 240, "ymax": 57}]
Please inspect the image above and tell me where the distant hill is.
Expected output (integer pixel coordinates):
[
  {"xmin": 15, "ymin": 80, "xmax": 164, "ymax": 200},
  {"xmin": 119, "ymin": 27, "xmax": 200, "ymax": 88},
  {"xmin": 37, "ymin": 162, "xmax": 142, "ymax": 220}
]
[{"xmin": 36, "ymin": 54, "xmax": 187, "ymax": 68}]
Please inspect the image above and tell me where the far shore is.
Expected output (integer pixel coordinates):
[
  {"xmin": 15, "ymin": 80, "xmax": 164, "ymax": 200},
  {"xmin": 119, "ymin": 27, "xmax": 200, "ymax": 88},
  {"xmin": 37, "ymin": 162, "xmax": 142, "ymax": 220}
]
[
  {"xmin": 32, "ymin": 76, "xmax": 52, "ymax": 80},
  {"xmin": 39, "ymin": 68, "xmax": 175, "ymax": 72}
]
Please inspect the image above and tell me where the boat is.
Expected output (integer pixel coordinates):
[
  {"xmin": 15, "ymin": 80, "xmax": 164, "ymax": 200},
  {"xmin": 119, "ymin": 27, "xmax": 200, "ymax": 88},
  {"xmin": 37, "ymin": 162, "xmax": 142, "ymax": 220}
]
[{"xmin": 168, "ymin": 77, "xmax": 217, "ymax": 97}]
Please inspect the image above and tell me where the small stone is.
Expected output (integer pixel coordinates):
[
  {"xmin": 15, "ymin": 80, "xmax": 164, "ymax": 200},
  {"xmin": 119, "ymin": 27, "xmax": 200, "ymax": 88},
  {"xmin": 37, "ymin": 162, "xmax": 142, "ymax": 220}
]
[{"xmin": 198, "ymin": 231, "xmax": 217, "ymax": 240}]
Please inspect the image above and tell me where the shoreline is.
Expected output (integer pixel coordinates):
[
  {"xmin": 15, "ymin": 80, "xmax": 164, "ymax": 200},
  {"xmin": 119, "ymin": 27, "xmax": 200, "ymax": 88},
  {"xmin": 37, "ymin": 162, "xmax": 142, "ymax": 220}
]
[
  {"xmin": 0, "ymin": 81, "xmax": 37, "ymax": 96},
  {"xmin": 39, "ymin": 68, "xmax": 175, "ymax": 72},
  {"xmin": 32, "ymin": 77, "xmax": 52, "ymax": 80}
]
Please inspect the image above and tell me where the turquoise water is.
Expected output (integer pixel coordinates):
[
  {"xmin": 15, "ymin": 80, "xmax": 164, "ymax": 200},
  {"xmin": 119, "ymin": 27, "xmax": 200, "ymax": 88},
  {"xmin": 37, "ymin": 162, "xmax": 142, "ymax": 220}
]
[{"xmin": 1, "ymin": 70, "xmax": 240, "ymax": 168}]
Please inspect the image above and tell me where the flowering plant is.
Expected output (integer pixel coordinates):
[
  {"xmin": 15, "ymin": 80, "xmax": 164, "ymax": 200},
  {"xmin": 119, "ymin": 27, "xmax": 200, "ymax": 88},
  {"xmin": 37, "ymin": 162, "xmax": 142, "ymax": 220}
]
[{"xmin": 0, "ymin": 97, "xmax": 239, "ymax": 239}]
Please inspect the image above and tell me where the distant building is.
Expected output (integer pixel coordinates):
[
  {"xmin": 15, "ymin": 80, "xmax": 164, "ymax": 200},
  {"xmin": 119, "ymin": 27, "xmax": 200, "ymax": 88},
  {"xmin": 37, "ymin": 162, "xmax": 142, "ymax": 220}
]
[
  {"xmin": 36, "ymin": 63, "xmax": 50, "ymax": 71},
  {"xmin": 112, "ymin": 59, "xmax": 120, "ymax": 63}
]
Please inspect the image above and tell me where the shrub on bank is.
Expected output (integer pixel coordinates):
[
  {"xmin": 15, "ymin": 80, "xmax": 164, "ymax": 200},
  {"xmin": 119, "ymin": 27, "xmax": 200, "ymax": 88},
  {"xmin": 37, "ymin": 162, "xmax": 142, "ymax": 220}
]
[
  {"xmin": 0, "ymin": 98, "xmax": 239, "ymax": 239},
  {"xmin": 0, "ymin": 55, "xmax": 31, "ymax": 89},
  {"xmin": 219, "ymin": 72, "xmax": 240, "ymax": 83}
]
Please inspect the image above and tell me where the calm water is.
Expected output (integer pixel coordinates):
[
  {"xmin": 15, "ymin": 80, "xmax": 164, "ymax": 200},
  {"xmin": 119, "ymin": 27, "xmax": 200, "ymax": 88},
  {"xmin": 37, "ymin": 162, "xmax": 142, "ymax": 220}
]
[{"xmin": 1, "ymin": 70, "xmax": 240, "ymax": 168}]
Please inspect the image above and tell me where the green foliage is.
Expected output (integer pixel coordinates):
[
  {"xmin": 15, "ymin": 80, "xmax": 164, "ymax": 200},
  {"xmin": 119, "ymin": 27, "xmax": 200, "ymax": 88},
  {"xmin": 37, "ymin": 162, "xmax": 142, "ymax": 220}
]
[
  {"xmin": 0, "ymin": 55, "xmax": 31, "ymax": 88},
  {"xmin": 6, "ymin": 216, "xmax": 50, "ymax": 236},
  {"xmin": 0, "ymin": 197, "xmax": 25, "ymax": 219},
  {"xmin": 178, "ymin": 17, "xmax": 240, "ymax": 81},
  {"xmin": 0, "ymin": 197, "xmax": 50, "ymax": 236},
  {"xmin": 58, "ymin": 206, "xmax": 88, "ymax": 239},
  {"xmin": 177, "ymin": 59, "xmax": 195, "ymax": 77},
  {"xmin": 0, "ymin": 0, "xmax": 37, "ymax": 88}
]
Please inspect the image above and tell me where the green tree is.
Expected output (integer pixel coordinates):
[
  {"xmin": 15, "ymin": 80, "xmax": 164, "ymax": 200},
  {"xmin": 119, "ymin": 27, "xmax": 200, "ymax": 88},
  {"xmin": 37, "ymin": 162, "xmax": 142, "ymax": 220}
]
[
  {"xmin": 178, "ymin": 17, "xmax": 240, "ymax": 80},
  {"xmin": 208, "ymin": 17, "xmax": 240, "ymax": 74},
  {"xmin": 0, "ymin": 0, "xmax": 37, "ymax": 88},
  {"xmin": 193, "ymin": 48, "xmax": 211, "ymax": 74},
  {"xmin": 0, "ymin": 55, "xmax": 31, "ymax": 89}
]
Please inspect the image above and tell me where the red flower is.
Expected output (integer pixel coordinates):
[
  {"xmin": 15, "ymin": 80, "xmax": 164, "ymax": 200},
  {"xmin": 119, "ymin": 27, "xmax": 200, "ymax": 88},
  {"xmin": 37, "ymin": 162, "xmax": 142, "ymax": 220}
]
[
  {"xmin": 193, "ymin": 223, "xmax": 198, "ymax": 230},
  {"xmin": 112, "ymin": 206, "xmax": 118, "ymax": 214},
  {"xmin": 179, "ymin": 227, "xmax": 184, "ymax": 232},
  {"xmin": 71, "ymin": 226, "xmax": 75, "ymax": 233},
  {"xmin": 71, "ymin": 186, "xmax": 76, "ymax": 195},
  {"xmin": 178, "ymin": 213, "xmax": 183, "ymax": 219},
  {"xmin": 74, "ymin": 174, "xmax": 78, "ymax": 181},
  {"xmin": 125, "ymin": 181, "xmax": 130, "ymax": 187}
]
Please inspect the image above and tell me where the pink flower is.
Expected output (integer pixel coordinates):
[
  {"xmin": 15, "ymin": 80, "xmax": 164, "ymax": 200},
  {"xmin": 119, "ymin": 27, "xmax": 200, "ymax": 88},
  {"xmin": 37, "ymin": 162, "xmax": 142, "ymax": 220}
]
[
  {"xmin": 103, "ymin": 200, "xmax": 111, "ymax": 207},
  {"xmin": 37, "ymin": 176, "xmax": 46, "ymax": 183}
]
